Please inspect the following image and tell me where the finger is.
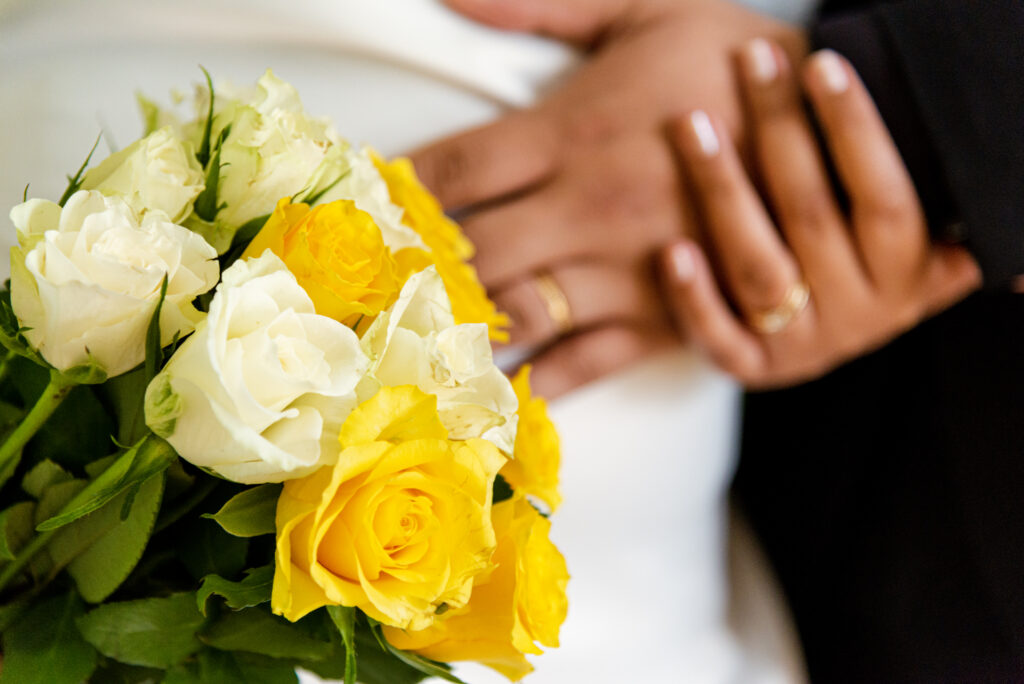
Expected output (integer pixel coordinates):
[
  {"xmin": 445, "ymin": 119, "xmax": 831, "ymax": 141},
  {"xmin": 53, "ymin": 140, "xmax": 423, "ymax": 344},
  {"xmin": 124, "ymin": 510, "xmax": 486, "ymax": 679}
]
[
  {"xmin": 921, "ymin": 246, "xmax": 982, "ymax": 316},
  {"xmin": 803, "ymin": 50, "xmax": 928, "ymax": 287},
  {"xmin": 465, "ymin": 134, "xmax": 683, "ymax": 288},
  {"xmin": 660, "ymin": 240, "xmax": 766, "ymax": 381},
  {"xmin": 739, "ymin": 39, "xmax": 865, "ymax": 299},
  {"xmin": 525, "ymin": 323, "xmax": 677, "ymax": 399},
  {"xmin": 444, "ymin": 0, "xmax": 634, "ymax": 46},
  {"xmin": 493, "ymin": 262, "xmax": 665, "ymax": 347},
  {"xmin": 670, "ymin": 109, "xmax": 801, "ymax": 317},
  {"xmin": 408, "ymin": 111, "xmax": 558, "ymax": 210}
]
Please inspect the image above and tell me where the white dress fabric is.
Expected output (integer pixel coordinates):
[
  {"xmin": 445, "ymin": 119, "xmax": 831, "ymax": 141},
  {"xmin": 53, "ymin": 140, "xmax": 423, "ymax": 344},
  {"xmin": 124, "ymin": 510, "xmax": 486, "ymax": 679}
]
[{"xmin": 0, "ymin": 1, "xmax": 818, "ymax": 682}]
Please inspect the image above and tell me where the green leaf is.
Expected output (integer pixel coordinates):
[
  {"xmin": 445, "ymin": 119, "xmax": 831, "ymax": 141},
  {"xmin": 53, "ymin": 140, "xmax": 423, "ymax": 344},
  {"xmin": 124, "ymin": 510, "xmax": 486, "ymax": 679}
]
[
  {"xmin": 196, "ymin": 66, "xmax": 216, "ymax": 169},
  {"xmin": 21, "ymin": 459, "xmax": 73, "ymax": 498},
  {"xmin": 197, "ymin": 564, "xmax": 274, "ymax": 615},
  {"xmin": 145, "ymin": 274, "xmax": 169, "ymax": 383},
  {"xmin": 0, "ymin": 593, "xmax": 34, "ymax": 633},
  {"xmin": 58, "ymin": 132, "xmax": 102, "ymax": 207},
  {"xmin": 67, "ymin": 473, "xmax": 164, "ymax": 602},
  {"xmin": 492, "ymin": 473, "xmax": 514, "ymax": 504},
  {"xmin": 36, "ymin": 435, "xmax": 176, "ymax": 532},
  {"xmin": 204, "ymin": 483, "xmax": 281, "ymax": 537},
  {"xmin": 0, "ymin": 500, "xmax": 35, "ymax": 560},
  {"xmin": 302, "ymin": 626, "xmax": 427, "ymax": 684},
  {"xmin": 25, "ymin": 385, "xmax": 114, "ymax": 471},
  {"xmin": 179, "ymin": 517, "xmax": 249, "ymax": 581},
  {"xmin": 327, "ymin": 606, "xmax": 357, "ymax": 684},
  {"xmin": 199, "ymin": 607, "xmax": 333, "ymax": 661},
  {"xmin": 366, "ymin": 617, "xmax": 464, "ymax": 683},
  {"xmin": 0, "ymin": 592, "xmax": 98, "ymax": 684},
  {"xmin": 164, "ymin": 649, "xmax": 299, "ymax": 684},
  {"xmin": 89, "ymin": 659, "xmax": 164, "ymax": 684},
  {"xmin": 77, "ymin": 592, "xmax": 206, "ymax": 668}
]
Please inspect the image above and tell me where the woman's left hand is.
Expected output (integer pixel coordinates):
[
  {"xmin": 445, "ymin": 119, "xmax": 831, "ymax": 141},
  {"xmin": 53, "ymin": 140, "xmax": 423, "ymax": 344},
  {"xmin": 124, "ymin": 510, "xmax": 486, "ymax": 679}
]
[{"xmin": 660, "ymin": 41, "xmax": 981, "ymax": 389}]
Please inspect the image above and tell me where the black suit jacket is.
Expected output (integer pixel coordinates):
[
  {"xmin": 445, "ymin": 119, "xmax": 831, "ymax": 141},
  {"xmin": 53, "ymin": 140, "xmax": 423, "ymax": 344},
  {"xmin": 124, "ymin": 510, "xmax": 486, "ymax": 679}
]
[{"xmin": 734, "ymin": 2, "xmax": 1024, "ymax": 682}]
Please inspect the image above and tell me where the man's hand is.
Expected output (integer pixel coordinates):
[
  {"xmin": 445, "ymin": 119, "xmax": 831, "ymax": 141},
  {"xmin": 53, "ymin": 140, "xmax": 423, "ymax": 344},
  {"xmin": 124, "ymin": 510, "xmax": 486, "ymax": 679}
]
[{"xmin": 411, "ymin": 0, "xmax": 805, "ymax": 397}]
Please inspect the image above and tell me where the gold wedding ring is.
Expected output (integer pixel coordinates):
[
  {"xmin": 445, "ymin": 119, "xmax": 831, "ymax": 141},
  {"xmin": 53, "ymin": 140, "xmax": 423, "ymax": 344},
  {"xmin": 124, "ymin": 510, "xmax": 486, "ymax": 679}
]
[
  {"xmin": 533, "ymin": 272, "xmax": 573, "ymax": 335},
  {"xmin": 749, "ymin": 280, "xmax": 810, "ymax": 335}
]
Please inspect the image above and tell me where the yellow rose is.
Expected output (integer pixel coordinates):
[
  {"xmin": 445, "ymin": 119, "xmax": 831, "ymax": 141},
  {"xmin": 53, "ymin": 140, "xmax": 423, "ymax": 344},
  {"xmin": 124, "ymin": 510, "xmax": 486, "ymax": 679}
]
[
  {"xmin": 373, "ymin": 155, "xmax": 509, "ymax": 341},
  {"xmin": 501, "ymin": 366, "xmax": 562, "ymax": 511},
  {"xmin": 243, "ymin": 197, "xmax": 401, "ymax": 326},
  {"xmin": 384, "ymin": 495, "xmax": 570, "ymax": 681},
  {"xmin": 271, "ymin": 385, "xmax": 506, "ymax": 630}
]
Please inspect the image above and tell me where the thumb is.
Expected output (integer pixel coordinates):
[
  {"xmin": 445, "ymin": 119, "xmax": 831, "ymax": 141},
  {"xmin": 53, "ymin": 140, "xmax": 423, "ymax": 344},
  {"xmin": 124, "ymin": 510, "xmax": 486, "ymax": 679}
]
[{"xmin": 444, "ymin": 0, "xmax": 635, "ymax": 46}]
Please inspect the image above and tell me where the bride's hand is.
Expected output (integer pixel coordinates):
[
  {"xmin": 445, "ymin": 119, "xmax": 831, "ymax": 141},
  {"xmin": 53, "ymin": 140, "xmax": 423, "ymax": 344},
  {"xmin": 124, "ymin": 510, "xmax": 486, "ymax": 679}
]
[
  {"xmin": 660, "ymin": 42, "xmax": 981, "ymax": 389},
  {"xmin": 410, "ymin": 0, "xmax": 805, "ymax": 397}
]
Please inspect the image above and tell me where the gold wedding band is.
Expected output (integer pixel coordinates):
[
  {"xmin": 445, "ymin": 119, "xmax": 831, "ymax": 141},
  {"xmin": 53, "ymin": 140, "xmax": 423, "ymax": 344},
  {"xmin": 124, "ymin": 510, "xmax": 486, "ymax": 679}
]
[
  {"xmin": 533, "ymin": 272, "xmax": 573, "ymax": 335},
  {"xmin": 749, "ymin": 280, "xmax": 810, "ymax": 335}
]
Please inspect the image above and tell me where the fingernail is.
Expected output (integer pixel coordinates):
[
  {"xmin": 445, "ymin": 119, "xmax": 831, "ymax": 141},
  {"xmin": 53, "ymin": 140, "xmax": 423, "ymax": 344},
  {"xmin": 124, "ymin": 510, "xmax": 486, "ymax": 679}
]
[
  {"xmin": 745, "ymin": 38, "xmax": 778, "ymax": 84},
  {"xmin": 669, "ymin": 243, "xmax": 695, "ymax": 283},
  {"xmin": 689, "ymin": 110, "xmax": 719, "ymax": 157},
  {"xmin": 813, "ymin": 50, "xmax": 849, "ymax": 93}
]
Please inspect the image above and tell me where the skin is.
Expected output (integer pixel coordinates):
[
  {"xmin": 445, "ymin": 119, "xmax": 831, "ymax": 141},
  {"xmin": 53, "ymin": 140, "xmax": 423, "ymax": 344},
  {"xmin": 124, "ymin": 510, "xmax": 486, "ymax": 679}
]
[
  {"xmin": 411, "ymin": 0, "xmax": 807, "ymax": 397},
  {"xmin": 659, "ymin": 44, "xmax": 981, "ymax": 389}
]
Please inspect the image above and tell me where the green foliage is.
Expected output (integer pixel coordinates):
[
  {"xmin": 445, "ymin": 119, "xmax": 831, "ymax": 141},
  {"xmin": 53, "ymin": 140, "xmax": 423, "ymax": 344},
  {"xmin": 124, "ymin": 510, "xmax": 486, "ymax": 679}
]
[
  {"xmin": 25, "ymin": 384, "xmax": 116, "ymax": 471},
  {"xmin": 0, "ymin": 592, "xmax": 98, "ymax": 684},
  {"xmin": 66, "ymin": 474, "xmax": 164, "ymax": 603},
  {"xmin": 22, "ymin": 459, "xmax": 73, "ymax": 498},
  {"xmin": 57, "ymin": 132, "xmax": 103, "ymax": 207},
  {"xmin": 197, "ymin": 564, "xmax": 274, "ymax": 615},
  {"xmin": 145, "ymin": 275, "xmax": 169, "ymax": 384},
  {"xmin": 199, "ymin": 606, "xmax": 333, "ymax": 661},
  {"xmin": 164, "ymin": 649, "xmax": 299, "ymax": 684},
  {"xmin": 195, "ymin": 66, "xmax": 217, "ymax": 169},
  {"xmin": 0, "ymin": 501, "xmax": 35, "ymax": 560},
  {"xmin": 36, "ymin": 435, "xmax": 176, "ymax": 532},
  {"xmin": 302, "ymin": 624, "xmax": 428, "ymax": 684},
  {"xmin": 178, "ymin": 517, "xmax": 249, "ymax": 581},
  {"xmin": 77, "ymin": 592, "xmax": 206, "ymax": 668},
  {"xmin": 204, "ymin": 483, "xmax": 281, "ymax": 537}
]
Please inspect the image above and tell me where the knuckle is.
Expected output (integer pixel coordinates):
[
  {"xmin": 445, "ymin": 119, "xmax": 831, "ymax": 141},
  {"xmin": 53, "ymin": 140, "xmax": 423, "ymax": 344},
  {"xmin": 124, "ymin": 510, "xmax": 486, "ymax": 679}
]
[
  {"xmin": 859, "ymin": 190, "xmax": 916, "ymax": 227},
  {"xmin": 734, "ymin": 259, "xmax": 786, "ymax": 304},
  {"xmin": 787, "ymin": 192, "xmax": 836, "ymax": 230}
]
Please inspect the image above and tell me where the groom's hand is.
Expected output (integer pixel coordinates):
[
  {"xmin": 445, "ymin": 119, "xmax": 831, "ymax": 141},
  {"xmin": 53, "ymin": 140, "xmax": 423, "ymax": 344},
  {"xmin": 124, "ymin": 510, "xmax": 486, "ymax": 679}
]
[{"xmin": 411, "ymin": 0, "xmax": 806, "ymax": 397}]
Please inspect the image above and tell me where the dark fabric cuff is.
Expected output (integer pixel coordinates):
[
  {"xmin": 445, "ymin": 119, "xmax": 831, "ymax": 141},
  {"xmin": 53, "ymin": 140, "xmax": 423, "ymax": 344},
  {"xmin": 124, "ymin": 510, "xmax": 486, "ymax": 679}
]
[{"xmin": 811, "ymin": 1, "xmax": 1024, "ymax": 287}]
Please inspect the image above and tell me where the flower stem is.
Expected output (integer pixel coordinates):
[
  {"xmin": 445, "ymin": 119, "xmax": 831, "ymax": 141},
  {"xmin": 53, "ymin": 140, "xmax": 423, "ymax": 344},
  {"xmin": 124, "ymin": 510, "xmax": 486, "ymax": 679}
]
[
  {"xmin": 0, "ymin": 369, "xmax": 75, "ymax": 476},
  {"xmin": 0, "ymin": 528, "xmax": 55, "ymax": 595}
]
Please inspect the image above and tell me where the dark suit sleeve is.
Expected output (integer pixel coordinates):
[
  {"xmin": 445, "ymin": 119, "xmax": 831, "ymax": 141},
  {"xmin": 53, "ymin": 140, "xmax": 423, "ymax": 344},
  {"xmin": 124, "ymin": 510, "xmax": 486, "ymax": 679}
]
[{"xmin": 810, "ymin": 0, "xmax": 1024, "ymax": 287}]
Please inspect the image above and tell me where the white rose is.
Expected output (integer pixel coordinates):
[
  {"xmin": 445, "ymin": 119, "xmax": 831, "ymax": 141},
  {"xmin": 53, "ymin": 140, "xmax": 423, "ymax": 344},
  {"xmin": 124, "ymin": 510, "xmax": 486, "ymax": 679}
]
[
  {"xmin": 10, "ymin": 190, "xmax": 218, "ymax": 378},
  {"xmin": 80, "ymin": 127, "xmax": 205, "ymax": 224},
  {"xmin": 359, "ymin": 267, "xmax": 518, "ymax": 453},
  {"xmin": 186, "ymin": 70, "xmax": 349, "ymax": 251},
  {"xmin": 145, "ymin": 250, "xmax": 370, "ymax": 484}
]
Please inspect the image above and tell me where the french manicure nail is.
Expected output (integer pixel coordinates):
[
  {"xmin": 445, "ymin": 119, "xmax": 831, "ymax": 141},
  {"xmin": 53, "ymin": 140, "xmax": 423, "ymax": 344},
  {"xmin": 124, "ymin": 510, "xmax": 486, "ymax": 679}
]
[
  {"xmin": 690, "ymin": 110, "xmax": 719, "ymax": 157},
  {"xmin": 670, "ymin": 243, "xmax": 695, "ymax": 283},
  {"xmin": 745, "ymin": 38, "xmax": 778, "ymax": 83},
  {"xmin": 814, "ymin": 50, "xmax": 849, "ymax": 93}
]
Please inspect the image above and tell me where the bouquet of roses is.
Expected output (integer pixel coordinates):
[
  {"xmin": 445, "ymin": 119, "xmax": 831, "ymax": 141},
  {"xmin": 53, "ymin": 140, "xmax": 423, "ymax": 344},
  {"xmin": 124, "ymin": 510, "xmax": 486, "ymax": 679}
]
[{"xmin": 0, "ymin": 70, "xmax": 567, "ymax": 684}]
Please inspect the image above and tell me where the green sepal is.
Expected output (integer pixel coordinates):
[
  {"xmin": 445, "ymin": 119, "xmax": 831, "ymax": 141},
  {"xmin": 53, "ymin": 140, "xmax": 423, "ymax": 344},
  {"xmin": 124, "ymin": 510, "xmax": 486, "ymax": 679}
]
[
  {"xmin": 197, "ymin": 564, "xmax": 274, "ymax": 615},
  {"xmin": 194, "ymin": 124, "xmax": 232, "ymax": 223},
  {"xmin": 199, "ymin": 606, "xmax": 333, "ymax": 661},
  {"xmin": 327, "ymin": 606, "xmax": 358, "ymax": 684},
  {"xmin": 57, "ymin": 132, "xmax": 102, "ymax": 207},
  {"xmin": 0, "ymin": 592, "xmax": 98, "ymax": 684},
  {"xmin": 76, "ymin": 592, "xmax": 207, "ymax": 669},
  {"xmin": 145, "ymin": 274, "xmax": 169, "ymax": 383},
  {"xmin": 35, "ymin": 435, "xmax": 176, "ymax": 532},
  {"xmin": 196, "ymin": 66, "xmax": 217, "ymax": 169},
  {"xmin": 0, "ymin": 296, "xmax": 47, "ymax": 368},
  {"xmin": 203, "ymin": 483, "xmax": 281, "ymax": 537},
  {"xmin": 365, "ymin": 616, "xmax": 465, "ymax": 683}
]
